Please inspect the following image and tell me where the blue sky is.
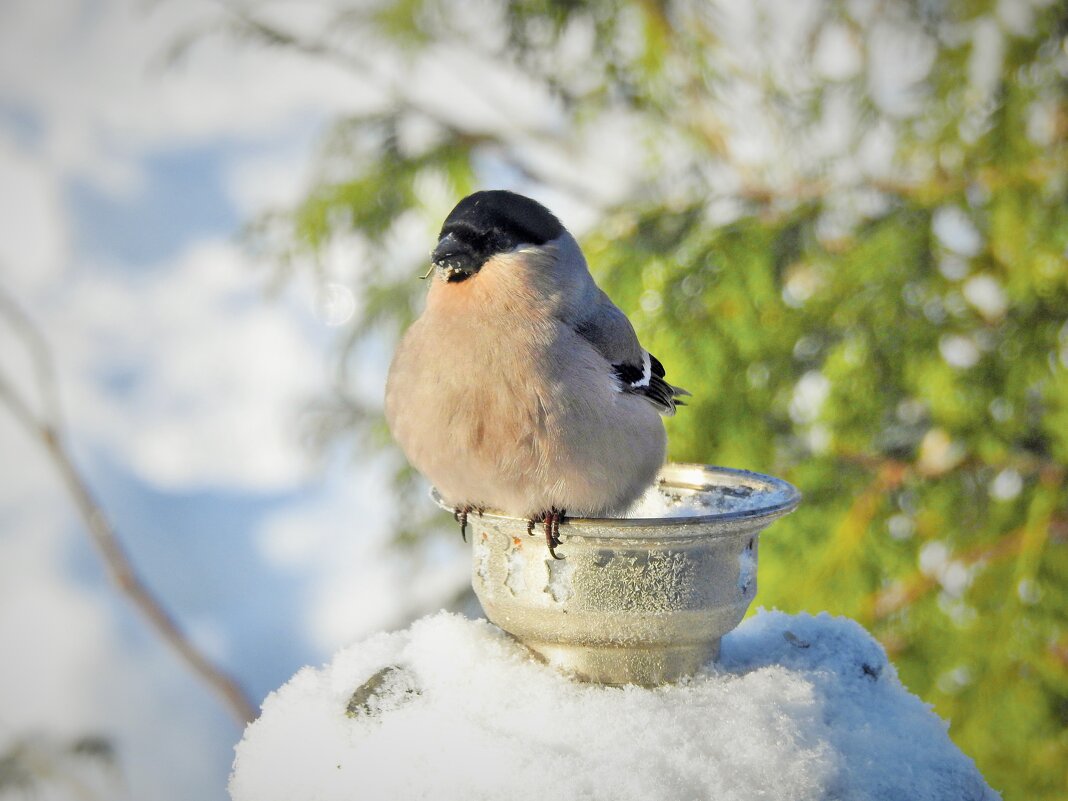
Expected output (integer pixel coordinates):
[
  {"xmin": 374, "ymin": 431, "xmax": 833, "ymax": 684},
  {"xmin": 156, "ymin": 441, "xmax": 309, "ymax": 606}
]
[
  {"xmin": 67, "ymin": 145, "xmax": 242, "ymax": 267},
  {"xmin": 0, "ymin": 2, "xmax": 470, "ymax": 798}
]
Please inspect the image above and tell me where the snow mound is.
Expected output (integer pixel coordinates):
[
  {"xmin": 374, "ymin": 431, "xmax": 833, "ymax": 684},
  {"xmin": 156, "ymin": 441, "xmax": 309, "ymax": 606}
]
[{"xmin": 230, "ymin": 611, "xmax": 998, "ymax": 801}]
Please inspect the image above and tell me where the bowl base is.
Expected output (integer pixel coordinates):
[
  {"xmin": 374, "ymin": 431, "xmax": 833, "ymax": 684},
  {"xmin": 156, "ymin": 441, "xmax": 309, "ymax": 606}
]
[{"xmin": 522, "ymin": 639, "xmax": 721, "ymax": 687}]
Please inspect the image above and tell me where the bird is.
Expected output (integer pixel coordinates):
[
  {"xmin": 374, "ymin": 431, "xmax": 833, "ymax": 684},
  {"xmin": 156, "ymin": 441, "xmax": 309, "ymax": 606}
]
[{"xmin": 384, "ymin": 190, "xmax": 688, "ymax": 558}]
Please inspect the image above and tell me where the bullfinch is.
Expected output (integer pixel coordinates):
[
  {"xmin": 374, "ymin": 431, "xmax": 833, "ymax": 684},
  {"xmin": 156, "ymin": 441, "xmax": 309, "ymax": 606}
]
[{"xmin": 385, "ymin": 190, "xmax": 688, "ymax": 558}]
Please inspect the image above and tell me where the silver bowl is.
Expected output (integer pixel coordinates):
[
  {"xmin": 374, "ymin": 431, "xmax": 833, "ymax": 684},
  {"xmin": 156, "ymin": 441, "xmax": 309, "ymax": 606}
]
[{"xmin": 434, "ymin": 463, "xmax": 800, "ymax": 686}]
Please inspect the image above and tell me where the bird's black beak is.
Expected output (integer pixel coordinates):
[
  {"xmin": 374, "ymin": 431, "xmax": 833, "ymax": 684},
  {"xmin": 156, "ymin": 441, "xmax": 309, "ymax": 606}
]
[{"xmin": 430, "ymin": 232, "xmax": 481, "ymax": 282}]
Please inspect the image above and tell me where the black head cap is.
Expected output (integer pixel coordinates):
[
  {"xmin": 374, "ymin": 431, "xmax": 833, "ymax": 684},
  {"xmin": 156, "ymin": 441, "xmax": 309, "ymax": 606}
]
[{"xmin": 431, "ymin": 190, "xmax": 564, "ymax": 282}]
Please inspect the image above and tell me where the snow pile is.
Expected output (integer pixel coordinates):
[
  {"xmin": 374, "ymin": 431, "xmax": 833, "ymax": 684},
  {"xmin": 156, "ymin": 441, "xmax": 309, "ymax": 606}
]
[
  {"xmin": 624, "ymin": 479, "xmax": 794, "ymax": 518},
  {"xmin": 230, "ymin": 612, "xmax": 998, "ymax": 801}
]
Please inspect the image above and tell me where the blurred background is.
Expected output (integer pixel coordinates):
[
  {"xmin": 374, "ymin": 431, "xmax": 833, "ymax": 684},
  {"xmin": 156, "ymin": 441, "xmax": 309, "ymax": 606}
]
[{"xmin": 0, "ymin": 0, "xmax": 1065, "ymax": 799}]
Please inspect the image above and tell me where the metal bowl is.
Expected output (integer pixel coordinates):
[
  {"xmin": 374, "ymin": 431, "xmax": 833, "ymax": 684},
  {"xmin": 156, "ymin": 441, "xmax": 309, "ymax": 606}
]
[{"xmin": 433, "ymin": 464, "xmax": 800, "ymax": 687}]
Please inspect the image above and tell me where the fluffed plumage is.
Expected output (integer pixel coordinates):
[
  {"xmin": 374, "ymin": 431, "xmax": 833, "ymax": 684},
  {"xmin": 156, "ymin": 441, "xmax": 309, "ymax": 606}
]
[{"xmin": 385, "ymin": 190, "xmax": 689, "ymax": 555}]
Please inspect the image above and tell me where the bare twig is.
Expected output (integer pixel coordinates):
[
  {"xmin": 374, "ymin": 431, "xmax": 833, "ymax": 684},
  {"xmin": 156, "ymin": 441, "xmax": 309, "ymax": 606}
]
[{"xmin": 0, "ymin": 285, "xmax": 258, "ymax": 726}]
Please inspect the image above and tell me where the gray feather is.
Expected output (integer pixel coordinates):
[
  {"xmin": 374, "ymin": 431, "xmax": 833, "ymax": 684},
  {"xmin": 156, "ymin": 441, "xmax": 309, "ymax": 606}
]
[
  {"xmin": 570, "ymin": 288, "xmax": 689, "ymax": 416},
  {"xmin": 572, "ymin": 288, "xmax": 645, "ymax": 367}
]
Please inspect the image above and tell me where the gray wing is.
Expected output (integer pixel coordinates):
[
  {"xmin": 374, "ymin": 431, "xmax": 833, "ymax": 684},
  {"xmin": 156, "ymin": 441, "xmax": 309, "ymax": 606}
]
[{"xmin": 571, "ymin": 289, "xmax": 690, "ymax": 416}]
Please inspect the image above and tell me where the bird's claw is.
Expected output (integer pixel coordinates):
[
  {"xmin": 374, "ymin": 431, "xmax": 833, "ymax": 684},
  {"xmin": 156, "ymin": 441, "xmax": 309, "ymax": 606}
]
[
  {"xmin": 529, "ymin": 508, "xmax": 566, "ymax": 559},
  {"xmin": 452, "ymin": 507, "xmax": 467, "ymax": 541},
  {"xmin": 453, "ymin": 505, "xmax": 484, "ymax": 542}
]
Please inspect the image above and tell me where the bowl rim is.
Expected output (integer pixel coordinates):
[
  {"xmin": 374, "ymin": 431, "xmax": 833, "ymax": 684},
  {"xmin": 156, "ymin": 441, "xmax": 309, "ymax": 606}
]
[{"xmin": 431, "ymin": 463, "xmax": 801, "ymax": 529}]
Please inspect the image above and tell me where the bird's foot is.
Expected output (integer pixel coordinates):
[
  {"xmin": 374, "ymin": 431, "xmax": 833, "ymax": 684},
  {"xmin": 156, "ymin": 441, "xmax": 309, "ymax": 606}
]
[
  {"xmin": 452, "ymin": 505, "xmax": 483, "ymax": 542},
  {"xmin": 528, "ymin": 508, "xmax": 566, "ymax": 559}
]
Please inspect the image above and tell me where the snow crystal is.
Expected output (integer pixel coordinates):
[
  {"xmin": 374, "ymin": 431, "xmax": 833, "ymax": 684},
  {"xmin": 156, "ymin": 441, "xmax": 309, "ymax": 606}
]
[
  {"xmin": 544, "ymin": 557, "xmax": 575, "ymax": 603},
  {"xmin": 623, "ymin": 479, "xmax": 793, "ymax": 519},
  {"xmin": 504, "ymin": 541, "xmax": 527, "ymax": 596},
  {"xmin": 230, "ymin": 612, "xmax": 998, "ymax": 801},
  {"xmin": 473, "ymin": 536, "xmax": 491, "ymax": 586}
]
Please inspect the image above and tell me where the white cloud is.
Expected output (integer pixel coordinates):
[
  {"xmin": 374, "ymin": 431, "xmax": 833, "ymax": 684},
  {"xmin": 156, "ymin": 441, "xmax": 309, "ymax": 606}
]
[
  {"xmin": 0, "ymin": 0, "xmax": 375, "ymax": 188},
  {"xmin": 0, "ymin": 0, "xmax": 389, "ymax": 493},
  {"xmin": 43, "ymin": 240, "xmax": 331, "ymax": 491},
  {"xmin": 0, "ymin": 134, "xmax": 68, "ymax": 292},
  {"xmin": 224, "ymin": 131, "xmax": 320, "ymax": 218}
]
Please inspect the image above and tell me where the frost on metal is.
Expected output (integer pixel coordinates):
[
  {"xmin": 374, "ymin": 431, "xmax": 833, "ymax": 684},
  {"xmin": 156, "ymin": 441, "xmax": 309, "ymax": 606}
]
[
  {"xmin": 579, "ymin": 549, "xmax": 697, "ymax": 613},
  {"xmin": 231, "ymin": 612, "xmax": 1000, "ymax": 801},
  {"xmin": 473, "ymin": 535, "xmax": 491, "ymax": 590},
  {"xmin": 737, "ymin": 539, "xmax": 757, "ymax": 597},
  {"xmin": 544, "ymin": 557, "xmax": 574, "ymax": 603},
  {"xmin": 503, "ymin": 540, "xmax": 527, "ymax": 596}
]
